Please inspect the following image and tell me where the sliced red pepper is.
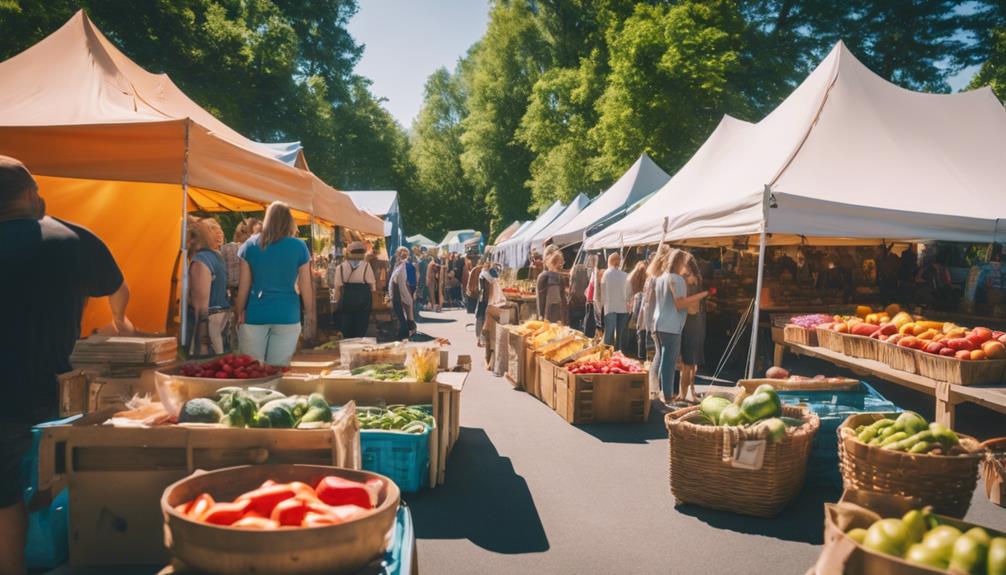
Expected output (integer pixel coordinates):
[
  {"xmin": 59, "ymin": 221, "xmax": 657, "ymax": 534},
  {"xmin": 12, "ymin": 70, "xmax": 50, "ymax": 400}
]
[
  {"xmin": 270, "ymin": 498, "xmax": 313, "ymax": 526},
  {"xmin": 231, "ymin": 516, "xmax": 279, "ymax": 530},
  {"xmin": 315, "ymin": 476, "xmax": 374, "ymax": 509},
  {"xmin": 199, "ymin": 499, "xmax": 252, "ymax": 526},
  {"xmin": 236, "ymin": 484, "xmax": 298, "ymax": 516}
]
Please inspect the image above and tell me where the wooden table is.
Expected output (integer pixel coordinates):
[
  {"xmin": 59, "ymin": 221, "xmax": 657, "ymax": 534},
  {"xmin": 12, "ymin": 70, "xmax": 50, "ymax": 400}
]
[
  {"xmin": 504, "ymin": 294, "xmax": 537, "ymax": 322},
  {"xmin": 779, "ymin": 342, "xmax": 1006, "ymax": 427}
]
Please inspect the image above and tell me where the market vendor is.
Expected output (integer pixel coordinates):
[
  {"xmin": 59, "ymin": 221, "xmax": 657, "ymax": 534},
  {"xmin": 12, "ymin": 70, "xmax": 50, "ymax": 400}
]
[
  {"xmin": 185, "ymin": 216, "xmax": 231, "ymax": 357},
  {"xmin": 332, "ymin": 241, "xmax": 376, "ymax": 338},
  {"xmin": 536, "ymin": 251, "xmax": 568, "ymax": 323},
  {"xmin": 0, "ymin": 155, "xmax": 134, "ymax": 575}
]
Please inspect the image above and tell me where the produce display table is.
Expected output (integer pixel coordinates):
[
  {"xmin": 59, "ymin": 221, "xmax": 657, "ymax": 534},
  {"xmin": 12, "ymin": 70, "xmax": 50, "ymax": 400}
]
[
  {"xmin": 504, "ymin": 293, "xmax": 537, "ymax": 322},
  {"xmin": 780, "ymin": 341, "xmax": 1006, "ymax": 428}
]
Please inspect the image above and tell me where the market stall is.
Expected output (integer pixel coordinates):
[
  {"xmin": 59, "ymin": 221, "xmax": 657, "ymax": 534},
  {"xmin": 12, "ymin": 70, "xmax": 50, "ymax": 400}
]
[
  {"xmin": 586, "ymin": 42, "xmax": 1006, "ymax": 384},
  {"xmin": 345, "ymin": 190, "xmax": 405, "ymax": 258},
  {"xmin": 493, "ymin": 200, "xmax": 566, "ymax": 269},
  {"xmin": 527, "ymin": 193, "xmax": 590, "ymax": 256},
  {"xmin": 547, "ymin": 153, "xmax": 670, "ymax": 249},
  {"xmin": 0, "ymin": 11, "xmax": 383, "ymax": 335}
]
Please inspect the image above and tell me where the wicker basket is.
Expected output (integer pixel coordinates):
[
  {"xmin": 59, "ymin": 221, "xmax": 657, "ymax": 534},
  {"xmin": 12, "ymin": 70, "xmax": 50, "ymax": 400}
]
[
  {"xmin": 842, "ymin": 334, "xmax": 879, "ymax": 361},
  {"xmin": 665, "ymin": 405, "xmax": 820, "ymax": 517},
  {"xmin": 783, "ymin": 324, "xmax": 818, "ymax": 347},
  {"xmin": 837, "ymin": 413, "xmax": 983, "ymax": 518},
  {"xmin": 877, "ymin": 341, "xmax": 919, "ymax": 374},
  {"xmin": 981, "ymin": 437, "xmax": 1006, "ymax": 509},
  {"xmin": 815, "ymin": 328, "xmax": 845, "ymax": 353},
  {"xmin": 915, "ymin": 353, "xmax": 1006, "ymax": 385}
]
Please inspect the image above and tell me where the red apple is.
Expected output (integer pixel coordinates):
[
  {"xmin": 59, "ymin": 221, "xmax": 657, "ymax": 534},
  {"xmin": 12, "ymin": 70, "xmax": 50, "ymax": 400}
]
[
  {"xmin": 970, "ymin": 327, "xmax": 994, "ymax": 344},
  {"xmin": 924, "ymin": 341, "xmax": 945, "ymax": 355},
  {"xmin": 939, "ymin": 347, "xmax": 957, "ymax": 357},
  {"xmin": 971, "ymin": 349, "xmax": 987, "ymax": 361},
  {"xmin": 981, "ymin": 340, "xmax": 1006, "ymax": 359}
]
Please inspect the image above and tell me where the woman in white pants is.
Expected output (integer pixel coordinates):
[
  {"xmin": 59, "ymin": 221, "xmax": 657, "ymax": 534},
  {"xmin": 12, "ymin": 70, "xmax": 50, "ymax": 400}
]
[{"xmin": 235, "ymin": 202, "xmax": 315, "ymax": 366}]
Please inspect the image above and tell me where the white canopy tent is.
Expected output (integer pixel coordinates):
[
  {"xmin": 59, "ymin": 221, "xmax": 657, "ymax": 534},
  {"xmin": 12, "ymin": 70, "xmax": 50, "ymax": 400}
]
[
  {"xmin": 440, "ymin": 229, "xmax": 479, "ymax": 254},
  {"xmin": 549, "ymin": 153, "xmax": 671, "ymax": 248},
  {"xmin": 529, "ymin": 193, "xmax": 590, "ymax": 254},
  {"xmin": 495, "ymin": 200, "xmax": 565, "ymax": 268},
  {"xmin": 492, "ymin": 220, "xmax": 526, "ymax": 246},
  {"xmin": 587, "ymin": 41, "xmax": 1006, "ymax": 376}
]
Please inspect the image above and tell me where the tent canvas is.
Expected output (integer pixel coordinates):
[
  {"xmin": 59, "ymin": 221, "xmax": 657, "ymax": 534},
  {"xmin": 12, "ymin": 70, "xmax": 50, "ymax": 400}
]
[
  {"xmin": 495, "ymin": 200, "xmax": 565, "ymax": 268},
  {"xmin": 549, "ymin": 154, "xmax": 671, "ymax": 247},
  {"xmin": 345, "ymin": 191, "xmax": 404, "ymax": 256},
  {"xmin": 492, "ymin": 220, "xmax": 525, "ymax": 245},
  {"xmin": 440, "ymin": 229, "xmax": 478, "ymax": 254},
  {"xmin": 406, "ymin": 234, "xmax": 438, "ymax": 248},
  {"xmin": 587, "ymin": 41, "xmax": 1006, "ymax": 250},
  {"xmin": 0, "ymin": 11, "xmax": 382, "ymax": 334},
  {"xmin": 528, "ymin": 193, "xmax": 590, "ymax": 254}
]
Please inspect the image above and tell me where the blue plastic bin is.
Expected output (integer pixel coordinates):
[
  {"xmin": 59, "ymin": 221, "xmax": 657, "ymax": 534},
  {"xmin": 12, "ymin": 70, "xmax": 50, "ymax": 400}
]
[
  {"xmin": 361, "ymin": 426, "xmax": 431, "ymax": 493},
  {"xmin": 774, "ymin": 381, "xmax": 897, "ymax": 487},
  {"xmin": 20, "ymin": 415, "xmax": 79, "ymax": 569}
]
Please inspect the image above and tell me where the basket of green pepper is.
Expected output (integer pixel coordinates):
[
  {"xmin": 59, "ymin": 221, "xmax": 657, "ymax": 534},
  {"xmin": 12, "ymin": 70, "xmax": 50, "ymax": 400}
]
[
  {"xmin": 838, "ymin": 412, "xmax": 984, "ymax": 518},
  {"xmin": 358, "ymin": 404, "xmax": 436, "ymax": 492}
]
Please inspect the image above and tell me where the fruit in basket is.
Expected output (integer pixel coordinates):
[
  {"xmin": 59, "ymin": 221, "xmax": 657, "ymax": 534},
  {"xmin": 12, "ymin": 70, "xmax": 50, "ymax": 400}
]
[
  {"xmin": 718, "ymin": 404, "xmax": 748, "ymax": 426},
  {"xmin": 740, "ymin": 386, "xmax": 782, "ymax": 421},
  {"xmin": 765, "ymin": 366, "xmax": 789, "ymax": 379},
  {"xmin": 699, "ymin": 396, "xmax": 732, "ymax": 423},
  {"xmin": 971, "ymin": 327, "xmax": 994, "ymax": 344},
  {"xmin": 757, "ymin": 417, "xmax": 787, "ymax": 442},
  {"xmin": 851, "ymin": 323, "xmax": 881, "ymax": 337},
  {"xmin": 948, "ymin": 337, "xmax": 977, "ymax": 351},
  {"xmin": 179, "ymin": 398, "xmax": 225, "ymax": 424},
  {"xmin": 989, "ymin": 538, "xmax": 1006, "ymax": 575},
  {"xmin": 258, "ymin": 399, "xmax": 298, "ymax": 429},
  {"xmin": 905, "ymin": 543, "xmax": 948, "ymax": 569},
  {"xmin": 982, "ymin": 341, "xmax": 1006, "ymax": 359},
  {"xmin": 924, "ymin": 341, "xmax": 945, "ymax": 355},
  {"xmin": 950, "ymin": 531, "xmax": 988, "ymax": 574},
  {"xmin": 940, "ymin": 347, "xmax": 958, "ymax": 357},
  {"xmin": 847, "ymin": 528, "xmax": 868, "ymax": 544},
  {"xmin": 973, "ymin": 350, "xmax": 988, "ymax": 361},
  {"xmin": 863, "ymin": 518, "xmax": 911, "ymax": 556},
  {"xmin": 957, "ymin": 350, "xmax": 974, "ymax": 360}
]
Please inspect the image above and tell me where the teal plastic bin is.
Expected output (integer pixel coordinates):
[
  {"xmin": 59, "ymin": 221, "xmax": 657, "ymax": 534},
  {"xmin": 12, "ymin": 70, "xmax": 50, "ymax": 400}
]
[
  {"xmin": 361, "ymin": 426, "xmax": 431, "ymax": 493},
  {"xmin": 20, "ymin": 416, "xmax": 79, "ymax": 569},
  {"xmin": 775, "ymin": 381, "xmax": 897, "ymax": 487}
]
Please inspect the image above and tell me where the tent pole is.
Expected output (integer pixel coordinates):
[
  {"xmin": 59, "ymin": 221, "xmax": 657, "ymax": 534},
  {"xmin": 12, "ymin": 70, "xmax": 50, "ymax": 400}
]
[
  {"xmin": 179, "ymin": 120, "xmax": 191, "ymax": 343},
  {"xmin": 746, "ymin": 185, "xmax": 771, "ymax": 379}
]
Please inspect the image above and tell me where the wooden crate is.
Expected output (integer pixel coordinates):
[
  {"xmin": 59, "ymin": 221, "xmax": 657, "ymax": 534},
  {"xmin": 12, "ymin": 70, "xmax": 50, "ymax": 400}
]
[
  {"xmin": 536, "ymin": 355, "xmax": 560, "ymax": 409},
  {"xmin": 58, "ymin": 370, "xmax": 159, "ymax": 417},
  {"xmin": 523, "ymin": 341, "xmax": 540, "ymax": 399},
  {"xmin": 915, "ymin": 353, "xmax": 1006, "ymax": 385},
  {"xmin": 783, "ymin": 324, "xmax": 818, "ymax": 347},
  {"xmin": 505, "ymin": 328, "xmax": 527, "ymax": 390},
  {"xmin": 553, "ymin": 367, "xmax": 649, "ymax": 424},
  {"xmin": 33, "ymin": 409, "xmax": 359, "ymax": 567}
]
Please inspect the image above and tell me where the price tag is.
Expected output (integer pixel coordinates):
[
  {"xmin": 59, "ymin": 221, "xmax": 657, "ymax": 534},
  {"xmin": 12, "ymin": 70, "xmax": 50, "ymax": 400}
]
[{"xmin": 731, "ymin": 439, "xmax": 767, "ymax": 470}]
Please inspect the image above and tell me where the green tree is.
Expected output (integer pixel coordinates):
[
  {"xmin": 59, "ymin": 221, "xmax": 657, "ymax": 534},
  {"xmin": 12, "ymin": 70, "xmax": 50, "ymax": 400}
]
[
  {"xmin": 970, "ymin": 26, "xmax": 1006, "ymax": 100},
  {"xmin": 409, "ymin": 64, "xmax": 483, "ymax": 240},
  {"xmin": 460, "ymin": 0, "xmax": 549, "ymax": 234},
  {"xmin": 0, "ymin": 0, "xmax": 413, "ymax": 209},
  {"xmin": 590, "ymin": 0, "xmax": 748, "ymax": 181}
]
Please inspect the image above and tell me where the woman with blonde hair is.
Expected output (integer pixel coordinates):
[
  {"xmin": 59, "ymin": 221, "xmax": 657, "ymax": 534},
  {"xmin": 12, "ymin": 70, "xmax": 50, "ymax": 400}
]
[
  {"xmin": 389, "ymin": 246, "xmax": 416, "ymax": 339},
  {"xmin": 535, "ymin": 251, "xmax": 568, "ymax": 322},
  {"xmin": 186, "ymin": 216, "xmax": 230, "ymax": 356},
  {"xmin": 678, "ymin": 252, "xmax": 708, "ymax": 402},
  {"xmin": 625, "ymin": 261, "xmax": 647, "ymax": 358},
  {"xmin": 640, "ymin": 246, "xmax": 670, "ymax": 396},
  {"xmin": 235, "ymin": 202, "xmax": 314, "ymax": 366},
  {"xmin": 652, "ymin": 248, "xmax": 709, "ymax": 406}
]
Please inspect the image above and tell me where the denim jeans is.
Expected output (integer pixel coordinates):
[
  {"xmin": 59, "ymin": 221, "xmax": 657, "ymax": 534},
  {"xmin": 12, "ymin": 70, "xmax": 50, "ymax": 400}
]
[
  {"xmin": 603, "ymin": 312, "xmax": 628, "ymax": 349},
  {"xmin": 655, "ymin": 330, "xmax": 682, "ymax": 401},
  {"xmin": 238, "ymin": 323, "xmax": 301, "ymax": 366}
]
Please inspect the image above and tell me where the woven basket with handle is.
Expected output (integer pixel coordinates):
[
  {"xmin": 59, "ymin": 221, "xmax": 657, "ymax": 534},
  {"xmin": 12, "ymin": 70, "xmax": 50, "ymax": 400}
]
[
  {"xmin": 837, "ymin": 412, "xmax": 983, "ymax": 518},
  {"xmin": 981, "ymin": 437, "xmax": 1006, "ymax": 509},
  {"xmin": 665, "ymin": 404, "xmax": 819, "ymax": 518}
]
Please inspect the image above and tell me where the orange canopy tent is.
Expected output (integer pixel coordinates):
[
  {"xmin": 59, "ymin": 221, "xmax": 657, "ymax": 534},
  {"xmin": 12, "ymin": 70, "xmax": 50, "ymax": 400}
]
[{"xmin": 0, "ymin": 11, "xmax": 383, "ymax": 334}]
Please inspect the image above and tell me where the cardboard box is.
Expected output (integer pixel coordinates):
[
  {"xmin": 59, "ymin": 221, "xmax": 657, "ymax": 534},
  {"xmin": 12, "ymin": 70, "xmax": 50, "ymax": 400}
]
[{"xmin": 553, "ymin": 365, "xmax": 648, "ymax": 424}]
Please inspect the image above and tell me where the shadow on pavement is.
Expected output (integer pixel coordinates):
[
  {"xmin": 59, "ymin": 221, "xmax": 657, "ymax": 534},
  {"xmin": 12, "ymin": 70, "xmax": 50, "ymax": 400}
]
[
  {"xmin": 414, "ymin": 310, "xmax": 456, "ymax": 324},
  {"xmin": 405, "ymin": 427, "xmax": 550, "ymax": 554},
  {"xmin": 675, "ymin": 482, "xmax": 842, "ymax": 544},
  {"xmin": 574, "ymin": 402, "xmax": 670, "ymax": 444}
]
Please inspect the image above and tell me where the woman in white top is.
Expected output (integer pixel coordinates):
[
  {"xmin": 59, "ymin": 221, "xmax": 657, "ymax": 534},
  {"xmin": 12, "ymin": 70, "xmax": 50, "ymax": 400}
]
[{"xmin": 652, "ymin": 249, "xmax": 709, "ymax": 406}]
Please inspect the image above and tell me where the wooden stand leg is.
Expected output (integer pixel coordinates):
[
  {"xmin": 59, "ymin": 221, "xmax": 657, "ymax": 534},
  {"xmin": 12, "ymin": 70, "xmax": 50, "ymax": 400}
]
[
  {"xmin": 934, "ymin": 381, "xmax": 956, "ymax": 428},
  {"xmin": 773, "ymin": 343, "xmax": 785, "ymax": 367}
]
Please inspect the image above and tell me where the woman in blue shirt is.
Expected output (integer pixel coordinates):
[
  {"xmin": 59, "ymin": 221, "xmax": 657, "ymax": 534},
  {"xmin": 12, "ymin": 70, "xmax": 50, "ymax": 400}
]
[
  {"xmin": 652, "ymin": 249, "xmax": 709, "ymax": 407},
  {"xmin": 235, "ymin": 202, "xmax": 315, "ymax": 366},
  {"xmin": 185, "ymin": 217, "xmax": 231, "ymax": 356}
]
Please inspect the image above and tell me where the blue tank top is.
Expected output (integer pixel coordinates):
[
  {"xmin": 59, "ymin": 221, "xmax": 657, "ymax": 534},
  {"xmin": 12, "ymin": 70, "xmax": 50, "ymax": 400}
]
[{"xmin": 192, "ymin": 249, "xmax": 230, "ymax": 310}]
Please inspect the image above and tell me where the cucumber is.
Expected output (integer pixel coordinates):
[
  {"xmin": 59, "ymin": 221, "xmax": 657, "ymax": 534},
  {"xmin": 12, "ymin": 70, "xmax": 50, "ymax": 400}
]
[{"xmin": 880, "ymin": 431, "xmax": 908, "ymax": 447}]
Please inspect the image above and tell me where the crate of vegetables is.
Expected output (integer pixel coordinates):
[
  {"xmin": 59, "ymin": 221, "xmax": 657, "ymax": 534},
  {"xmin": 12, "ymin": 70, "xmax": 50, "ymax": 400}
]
[
  {"xmin": 816, "ymin": 489, "xmax": 1006, "ymax": 575},
  {"xmin": 554, "ymin": 352, "xmax": 648, "ymax": 424},
  {"xmin": 162, "ymin": 464, "xmax": 399, "ymax": 575},
  {"xmin": 838, "ymin": 412, "xmax": 984, "ymax": 518},
  {"xmin": 911, "ymin": 327, "xmax": 1006, "ymax": 385},
  {"xmin": 666, "ymin": 386, "xmax": 820, "ymax": 517},
  {"xmin": 359, "ymin": 405, "xmax": 433, "ymax": 493}
]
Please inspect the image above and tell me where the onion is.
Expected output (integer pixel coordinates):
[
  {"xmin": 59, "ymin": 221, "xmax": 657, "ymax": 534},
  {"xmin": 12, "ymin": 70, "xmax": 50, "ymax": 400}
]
[{"xmin": 765, "ymin": 366, "xmax": 789, "ymax": 379}]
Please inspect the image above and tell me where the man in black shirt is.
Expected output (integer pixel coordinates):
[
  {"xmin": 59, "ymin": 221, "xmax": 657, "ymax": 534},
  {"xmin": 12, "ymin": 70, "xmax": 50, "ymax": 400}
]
[{"xmin": 0, "ymin": 156, "xmax": 132, "ymax": 574}]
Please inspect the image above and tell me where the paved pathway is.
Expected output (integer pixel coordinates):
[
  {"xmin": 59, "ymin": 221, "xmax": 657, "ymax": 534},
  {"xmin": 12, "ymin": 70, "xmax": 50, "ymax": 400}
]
[{"xmin": 407, "ymin": 309, "xmax": 1004, "ymax": 574}]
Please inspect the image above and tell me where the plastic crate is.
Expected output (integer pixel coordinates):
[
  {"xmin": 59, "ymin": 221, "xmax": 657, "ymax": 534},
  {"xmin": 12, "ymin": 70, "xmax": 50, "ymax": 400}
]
[
  {"xmin": 381, "ymin": 503, "xmax": 416, "ymax": 575},
  {"xmin": 20, "ymin": 416, "xmax": 79, "ymax": 569},
  {"xmin": 774, "ymin": 382, "xmax": 897, "ymax": 487},
  {"xmin": 361, "ymin": 426, "xmax": 431, "ymax": 493}
]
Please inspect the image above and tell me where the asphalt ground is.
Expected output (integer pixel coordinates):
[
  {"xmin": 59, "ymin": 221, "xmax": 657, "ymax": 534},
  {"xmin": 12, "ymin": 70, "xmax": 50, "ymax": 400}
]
[{"xmin": 407, "ymin": 308, "xmax": 1006, "ymax": 575}]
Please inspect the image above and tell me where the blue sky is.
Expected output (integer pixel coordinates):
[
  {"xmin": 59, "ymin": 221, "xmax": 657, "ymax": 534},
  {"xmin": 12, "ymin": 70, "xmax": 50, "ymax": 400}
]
[
  {"xmin": 348, "ymin": 0, "xmax": 490, "ymax": 129},
  {"xmin": 348, "ymin": 1, "xmax": 979, "ymax": 129}
]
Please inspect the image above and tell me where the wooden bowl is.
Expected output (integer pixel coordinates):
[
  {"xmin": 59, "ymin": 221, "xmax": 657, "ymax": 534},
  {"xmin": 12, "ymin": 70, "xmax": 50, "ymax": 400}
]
[{"xmin": 161, "ymin": 464, "xmax": 400, "ymax": 574}]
